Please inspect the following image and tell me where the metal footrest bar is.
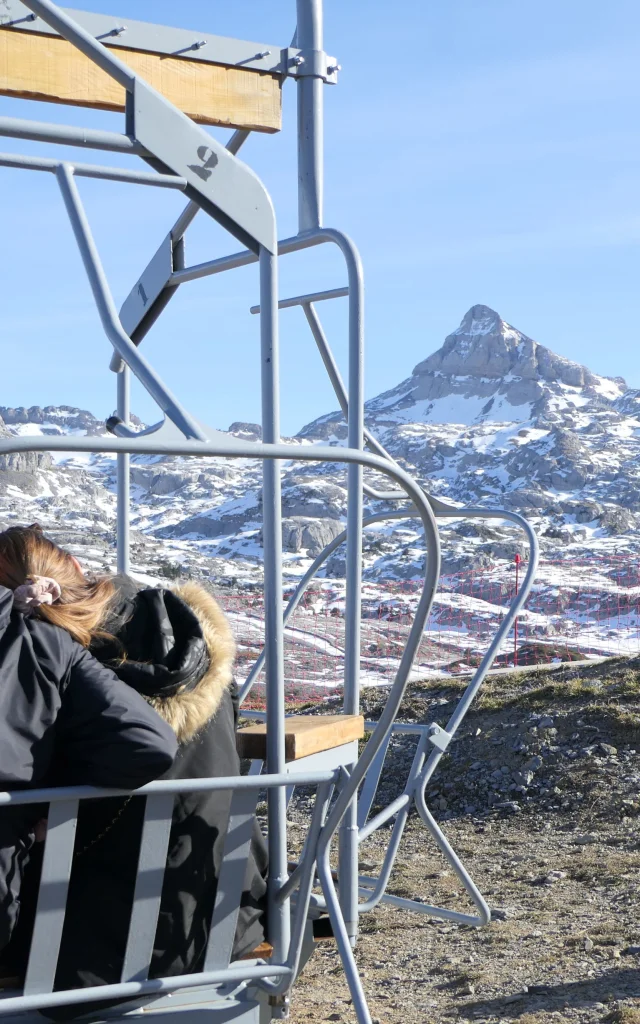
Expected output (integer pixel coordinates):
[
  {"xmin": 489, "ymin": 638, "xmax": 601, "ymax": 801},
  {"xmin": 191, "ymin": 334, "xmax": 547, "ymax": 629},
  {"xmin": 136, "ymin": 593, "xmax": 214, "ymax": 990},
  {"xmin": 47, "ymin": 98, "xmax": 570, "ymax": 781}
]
[
  {"xmin": 249, "ymin": 284, "xmax": 348, "ymax": 313},
  {"xmin": 0, "ymin": 114, "xmax": 148, "ymax": 154},
  {"xmin": 0, "ymin": 151, "xmax": 187, "ymax": 187}
]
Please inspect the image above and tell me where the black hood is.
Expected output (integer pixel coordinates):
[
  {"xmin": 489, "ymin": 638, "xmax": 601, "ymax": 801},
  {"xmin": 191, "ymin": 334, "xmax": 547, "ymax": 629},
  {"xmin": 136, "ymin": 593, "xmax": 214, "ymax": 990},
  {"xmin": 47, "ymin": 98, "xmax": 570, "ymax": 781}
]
[{"xmin": 94, "ymin": 580, "xmax": 210, "ymax": 700}]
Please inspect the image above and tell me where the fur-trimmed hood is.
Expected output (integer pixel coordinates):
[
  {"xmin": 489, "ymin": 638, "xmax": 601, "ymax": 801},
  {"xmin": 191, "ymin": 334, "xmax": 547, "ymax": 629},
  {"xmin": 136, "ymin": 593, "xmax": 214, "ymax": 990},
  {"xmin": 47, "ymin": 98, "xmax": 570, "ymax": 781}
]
[{"xmin": 150, "ymin": 582, "xmax": 236, "ymax": 744}]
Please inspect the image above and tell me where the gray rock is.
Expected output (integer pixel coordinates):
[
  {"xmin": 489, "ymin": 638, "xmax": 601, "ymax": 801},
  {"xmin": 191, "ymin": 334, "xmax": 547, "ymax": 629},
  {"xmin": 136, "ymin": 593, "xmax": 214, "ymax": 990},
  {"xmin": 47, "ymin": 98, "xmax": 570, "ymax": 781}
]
[
  {"xmin": 228, "ymin": 422, "xmax": 262, "ymax": 440},
  {"xmin": 281, "ymin": 517, "xmax": 343, "ymax": 556},
  {"xmin": 149, "ymin": 471, "xmax": 191, "ymax": 495},
  {"xmin": 598, "ymin": 743, "xmax": 618, "ymax": 756}
]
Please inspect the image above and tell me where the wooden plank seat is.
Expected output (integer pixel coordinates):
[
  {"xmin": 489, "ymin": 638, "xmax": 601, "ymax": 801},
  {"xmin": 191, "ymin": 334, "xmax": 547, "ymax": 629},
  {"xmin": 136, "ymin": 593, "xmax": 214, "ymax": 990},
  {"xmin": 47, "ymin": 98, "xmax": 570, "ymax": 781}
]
[
  {"xmin": 0, "ymin": 26, "xmax": 282, "ymax": 132},
  {"xmin": 237, "ymin": 714, "xmax": 365, "ymax": 762}
]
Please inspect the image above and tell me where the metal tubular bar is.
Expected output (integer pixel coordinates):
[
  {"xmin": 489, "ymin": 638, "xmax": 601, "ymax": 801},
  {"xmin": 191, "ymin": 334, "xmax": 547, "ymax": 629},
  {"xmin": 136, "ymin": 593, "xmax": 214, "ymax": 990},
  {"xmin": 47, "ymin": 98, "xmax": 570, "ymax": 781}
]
[
  {"xmin": 0, "ymin": 116, "xmax": 147, "ymax": 155},
  {"xmin": 170, "ymin": 129, "xmax": 251, "ymax": 244},
  {"xmin": 258, "ymin": 245, "xmax": 290, "ymax": 964},
  {"xmin": 414, "ymin": 512, "xmax": 538, "ymax": 815},
  {"xmin": 407, "ymin": 801, "xmax": 491, "ymax": 927},
  {"xmin": 317, "ymin": 848, "xmax": 371, "ymax": 1023},
  {"xmin": 315, "ymin": 531, "xmax": 439, "ymax": 1019},
  {"xmin": 20, "ymin": 0, "xmax": 137, "ymax": 90},
  {"xmin": 0, "ymin": 770, "xmax": 340, "ymax": 807},
  {"xmin": 357, "ymin": 793, "xmax": 411, "ymax": 842},
  {"xmin": 357, "ymin": 882, "xmax": 484, "ymax": 925},
  {"xmin": 356, "ymin": 732, "xmax": 431, "ymax": 913},
  {"xmin": 169, "ymin": 231, "xmax": 326, "ymax": 286},
  {"xmin": 249, "ymin": 285, "xmax": 348, "ymax": 313},
  {"xmin": 332, "ymin": 229, "xmax": 365, "ymax": 945},
  {"xmin": 277, "ymin": 780, "xmax": 334, "ymax": 989},
  {"xmin": 0, "ymin": 152, "xmax": 187, "ymax": 188},
  {"xmin": 366, "ymin": 722, "xmax": 432, "ymax": 735},
  {"xmin": 122, "ymin": 793, "xmax": 175, "ymax": 981},
  {"xmin": 55, "ymin": 163, "xmax": 206, "ymax": 441},
  {"xmin": 116, "ymin": 365, "xmax": 130, "ymax": 575},
  {"xmin": 0, "ymin": 964, "xmax": 293, "ymax": 1017},
  {"xmin": 356, "ymin": 727, "xmax": 393, "ymax": 829},
  {"xmin": 205, "ymin": 788, "xmax": 260, "ymax": 971},
  {"xmin": 420, "ymin": 506, "xmax": 539, "ymax": 742},
  {"xmin": 275, "ymin": 780, "xmax": 333, "ymax": 906},
  {"xmin": 23, "ymin": 799, "xmax": 78, "ymax": 995},
  {"xmin": 170, "ymin": 245, "xmax": 258, "ymax": 285},
  {"xmin": 296, "ymin": 0, "xmax": 324, "ymax": 231},
  {"xmin": 302, "ymin": 302, "xmax": 405, "ymax": 498}
]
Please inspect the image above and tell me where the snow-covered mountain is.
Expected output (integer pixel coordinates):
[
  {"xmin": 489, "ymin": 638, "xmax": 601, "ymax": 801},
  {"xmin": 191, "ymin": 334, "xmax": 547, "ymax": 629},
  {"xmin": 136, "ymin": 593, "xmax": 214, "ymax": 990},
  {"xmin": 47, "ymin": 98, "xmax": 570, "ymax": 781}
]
[{"xmin": 2, "ymin": 304, "xmax": 640, "ymax": 588}]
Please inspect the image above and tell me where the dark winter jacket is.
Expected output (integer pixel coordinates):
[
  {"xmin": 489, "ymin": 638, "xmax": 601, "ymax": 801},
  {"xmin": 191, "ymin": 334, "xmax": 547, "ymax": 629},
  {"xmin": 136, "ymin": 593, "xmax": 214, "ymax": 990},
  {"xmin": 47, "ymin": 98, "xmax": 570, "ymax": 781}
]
[
  {"xmin": 46, "ymin": 579, "xmax": 268, "ymax": 997},
  {"xmin": 0, "ymin": 585, "xmax": 178, "ymax": 955}
]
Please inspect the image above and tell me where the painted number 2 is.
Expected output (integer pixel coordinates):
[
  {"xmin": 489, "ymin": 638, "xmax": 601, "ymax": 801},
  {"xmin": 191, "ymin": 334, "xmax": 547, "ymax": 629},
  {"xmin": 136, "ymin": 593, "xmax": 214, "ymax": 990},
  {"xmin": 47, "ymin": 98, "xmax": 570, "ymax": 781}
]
[{"xmin": 188, "ymin": 146, "xmax": 219, "ymax": 182}]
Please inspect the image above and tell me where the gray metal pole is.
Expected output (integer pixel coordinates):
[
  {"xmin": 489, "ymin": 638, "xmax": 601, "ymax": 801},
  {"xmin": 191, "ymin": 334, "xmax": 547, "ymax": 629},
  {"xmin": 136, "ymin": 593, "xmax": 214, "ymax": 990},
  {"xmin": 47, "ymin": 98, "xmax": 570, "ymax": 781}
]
[
  {"xmin": 334, "ymin": 230, "xmax": 365, "ymax": 945},
  {"xmin": 116, "ymin": 366, "xmax": 130, "ymax": 576},
  {"xmin": 296, "ymin": 0, "xmax": 324, "ymax": 231},
  {"xmin": 0, "ymin": 116, "xmax": 147, "ymax": 155},
  {"xmin": 0, "ymin": 152, "xmax": 186, "ymax": 188},
  {"xmin": 55, "ymin": 164, "xmax": 206, "ymax": 441},
  {"xmin": 259, "ymin": 246, "xmax": 289, "ymax": 965}
]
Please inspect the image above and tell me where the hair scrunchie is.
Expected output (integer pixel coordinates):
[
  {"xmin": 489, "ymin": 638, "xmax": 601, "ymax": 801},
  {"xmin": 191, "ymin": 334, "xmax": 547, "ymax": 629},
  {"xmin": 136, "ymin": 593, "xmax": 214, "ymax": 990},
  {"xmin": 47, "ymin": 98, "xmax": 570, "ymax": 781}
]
[{"xmin": 13, "ymin": 576, "xmax": 62, "ymax": 615}]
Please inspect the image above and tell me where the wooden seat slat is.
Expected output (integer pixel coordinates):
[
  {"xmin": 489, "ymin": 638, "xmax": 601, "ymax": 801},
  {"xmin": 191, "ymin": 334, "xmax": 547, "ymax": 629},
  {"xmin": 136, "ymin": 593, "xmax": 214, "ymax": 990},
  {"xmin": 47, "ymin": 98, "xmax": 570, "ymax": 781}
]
[{"xmin": 237, "ymin": 714, "xmax": 365, "ymax": 762}]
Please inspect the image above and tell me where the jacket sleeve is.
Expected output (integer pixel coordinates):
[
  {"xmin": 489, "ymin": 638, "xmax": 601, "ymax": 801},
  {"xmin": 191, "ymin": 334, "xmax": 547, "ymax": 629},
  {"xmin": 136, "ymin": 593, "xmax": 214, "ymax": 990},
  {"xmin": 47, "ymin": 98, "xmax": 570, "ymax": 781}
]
[{"xmin": 55, "ymin": 644, "xmax": 178, "ymax": 788}]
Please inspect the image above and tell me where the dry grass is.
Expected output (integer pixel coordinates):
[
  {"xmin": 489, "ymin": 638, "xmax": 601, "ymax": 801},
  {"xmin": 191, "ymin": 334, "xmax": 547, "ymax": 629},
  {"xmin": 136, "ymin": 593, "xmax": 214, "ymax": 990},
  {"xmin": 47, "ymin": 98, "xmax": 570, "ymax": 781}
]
[{"xmin": 605, "ymin": 1009, "xmax": 640, "ymax": 1023}]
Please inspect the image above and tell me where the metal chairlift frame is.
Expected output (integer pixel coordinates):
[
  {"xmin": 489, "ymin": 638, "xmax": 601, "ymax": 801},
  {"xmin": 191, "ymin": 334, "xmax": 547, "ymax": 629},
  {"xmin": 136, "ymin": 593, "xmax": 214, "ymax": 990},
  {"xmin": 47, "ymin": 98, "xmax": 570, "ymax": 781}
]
[{"xmin": 0, "ymin": 2, "xmax": 539, "ymax": 1021}]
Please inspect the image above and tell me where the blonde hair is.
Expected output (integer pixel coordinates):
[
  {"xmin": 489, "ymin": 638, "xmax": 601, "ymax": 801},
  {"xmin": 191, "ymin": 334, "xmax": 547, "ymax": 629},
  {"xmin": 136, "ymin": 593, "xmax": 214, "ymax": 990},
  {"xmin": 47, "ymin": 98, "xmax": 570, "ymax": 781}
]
[{"xmin": 0, "ymin": 525, "xmax": 114, "ymax": 647}]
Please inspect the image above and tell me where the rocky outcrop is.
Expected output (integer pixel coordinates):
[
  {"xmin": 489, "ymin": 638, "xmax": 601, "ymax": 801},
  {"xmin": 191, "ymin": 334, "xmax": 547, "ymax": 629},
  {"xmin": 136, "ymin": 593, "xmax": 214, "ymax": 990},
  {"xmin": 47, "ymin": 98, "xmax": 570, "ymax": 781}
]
[
  {"xmin": 228, "ymin": 422, "xmax": 262, "ymax": 440},
  {"xmin": 0, "ymin": 414, "xmax": 52, "ymax": 477},
  {"xmin": 281, "ymin": 517, "xmax": 343, "ymax": 556},
  {"xmin": 412, "ymin": 304, "xmax": 600, "ymax": 386}
]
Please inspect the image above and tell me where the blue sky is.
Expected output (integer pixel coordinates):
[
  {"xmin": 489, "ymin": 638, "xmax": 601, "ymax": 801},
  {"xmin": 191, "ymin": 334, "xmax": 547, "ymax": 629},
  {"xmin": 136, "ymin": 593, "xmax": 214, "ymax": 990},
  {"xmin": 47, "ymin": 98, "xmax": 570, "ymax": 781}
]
[{"xmin": 1, "ymin": 0, "xmax": 639, "ymax": 434}]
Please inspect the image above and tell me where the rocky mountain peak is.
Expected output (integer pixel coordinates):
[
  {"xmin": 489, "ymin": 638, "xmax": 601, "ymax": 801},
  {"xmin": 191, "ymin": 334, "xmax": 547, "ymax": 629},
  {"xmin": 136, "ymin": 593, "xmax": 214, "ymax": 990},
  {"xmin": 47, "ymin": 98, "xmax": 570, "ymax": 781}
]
[{"xmin": 413, "ymin": 305, "xmax": 604, "ymax": 389}]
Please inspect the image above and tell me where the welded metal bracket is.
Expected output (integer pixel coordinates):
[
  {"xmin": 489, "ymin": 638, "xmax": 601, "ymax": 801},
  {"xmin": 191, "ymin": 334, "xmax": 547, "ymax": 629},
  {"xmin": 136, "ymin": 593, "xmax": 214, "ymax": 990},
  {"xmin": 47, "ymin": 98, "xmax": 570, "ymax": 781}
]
[
  {"xmin": 427, "ymin": 723, "xmax": 453, "ymax": 752},
  {"xmin": 284, "ymin": 47, "xmax": 340, "ymax": 83},
  {"xmin": 131, "ymin": 79, "xmax": 276, "ymax": 255},
  {"xmin": 118, "ymin": 231, "xmax": 176, "ymax": 344}
]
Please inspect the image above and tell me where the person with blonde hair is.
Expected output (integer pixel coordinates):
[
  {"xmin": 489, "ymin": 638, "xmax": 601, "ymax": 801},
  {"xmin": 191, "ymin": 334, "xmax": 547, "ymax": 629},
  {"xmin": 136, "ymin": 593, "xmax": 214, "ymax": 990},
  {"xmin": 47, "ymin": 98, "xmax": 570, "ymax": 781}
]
[{"xmin": 0, "ymin": 524, "xmax": 178, "ymax": 956}]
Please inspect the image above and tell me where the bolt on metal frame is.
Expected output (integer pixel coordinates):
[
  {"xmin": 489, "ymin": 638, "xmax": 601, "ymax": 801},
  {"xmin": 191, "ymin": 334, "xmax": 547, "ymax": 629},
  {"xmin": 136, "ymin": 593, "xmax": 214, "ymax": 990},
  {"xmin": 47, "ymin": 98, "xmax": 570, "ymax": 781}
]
[{"xmin": 0, "ymin": 1, "xmax": 539, "ymax": 1021}]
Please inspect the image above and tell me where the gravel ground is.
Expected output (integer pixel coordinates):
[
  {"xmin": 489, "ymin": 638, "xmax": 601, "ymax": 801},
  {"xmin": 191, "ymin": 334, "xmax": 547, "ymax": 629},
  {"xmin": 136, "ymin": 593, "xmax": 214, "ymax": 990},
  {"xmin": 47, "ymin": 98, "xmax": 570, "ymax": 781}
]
[{"xmin": 282, "ymin": 657, "xmax": 640, "ymax": 1023}]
